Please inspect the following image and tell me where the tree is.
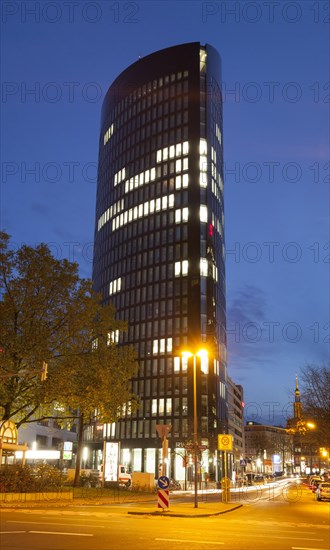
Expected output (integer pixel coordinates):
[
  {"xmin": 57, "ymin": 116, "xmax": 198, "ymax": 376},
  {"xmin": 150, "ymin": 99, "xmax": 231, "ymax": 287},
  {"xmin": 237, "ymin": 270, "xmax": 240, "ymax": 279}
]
[
  {"xmin": 299, "ymin": 364, "xmax": 330, "ymax": 446},
  {"xmin": 0, "ymin": 232, "xmax": 138, "ymax": 481}
]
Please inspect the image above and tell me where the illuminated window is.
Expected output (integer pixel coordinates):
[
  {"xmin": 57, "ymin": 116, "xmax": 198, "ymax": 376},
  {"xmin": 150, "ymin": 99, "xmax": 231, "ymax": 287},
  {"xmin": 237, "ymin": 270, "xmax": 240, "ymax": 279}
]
[
  {"xmin": 183, "ymin": 141, "xmax": 189, "ymax": 155},
  {"xmin": 200, "ymin": 155, "xmax": 208, "ymax": 171},
  {"xmin": 174, "ymin": 357, "xmax": 180, "ymax": 372},
  {"xmin": 175, "ymin": 159, "xmax": 182, "ymax": 173},
  {"xmin": 156, "ymin": 150, "xmax": 162, "ymax": 163},
  {"xmin": 200, "ymin": 205, "xmax": 208, "ymax": 223},
  {"xmin": 200, "ymin": 139, "xmax": 207, "ymax": 155},
  {"xmin": 152, "ymin": 399, "xmax": 157, "ymax": 415},
  {"xmin": 166, "ymin": 398, "xmax": 172, "ymax": 414},
  {"xmin": 200, "ymin": 258, "xmax": 208, "ymax": 277},
  {"xmin": 201, "ymin": 355, "xmax": 209, "ymax": 374},
  {"xmin": 109, "ymin": 277, "xmax": 122, "ymax": 295},
  {"xmin": 182, "ymin": 260, "xmax": 188, "ymax": 275},
  {"xmin": 167, "ymin": 338, "xmax": 173, "ymax": 352},
  {"xmin": 182, "ymin": 174, "xmax": 189, "ymax": 188},
  {"xmin": 175, "ymin": 209, "xmax": 181, "ymax": 223},
  {"xmin": 182, "ymin": 355, "xmax": 188, "ymax": 372},
  {"xmin": 153, "ymin": 340, "xmax": 158, "ymax": 354},
  {"xmin": 103, "ymin": 123, "xmax": 114, "ymax": 146},
  {"xmin": 159, "ymin": 398, "xmax": 165, "ymax": 414},
  {"xmin": 107, "ymin": 330, "xmax": 119, "ymax": 345},
  {"xmin": 175, "ymin": 175, "xmax": 182, "ymax": 189}
]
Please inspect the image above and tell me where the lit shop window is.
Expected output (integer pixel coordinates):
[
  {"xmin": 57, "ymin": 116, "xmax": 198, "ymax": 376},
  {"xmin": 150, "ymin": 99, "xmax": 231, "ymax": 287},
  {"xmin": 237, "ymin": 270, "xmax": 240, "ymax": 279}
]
[
  {"xmin": 103, "ymin": 123, "xmax": 114, "ymax": 146},
  {"xmin": 175, "ymin": 260, "xmax": 188, "ymax": 277},
  {"xmin": 114, "ymin": 167, "xmax": 126, "ymax": 186},
  {"xmin": 166, "ymin": 398, "xmax": 172, "ymax": 414},
  {"xmin": 200, "ymin": 258, "xmax": 208, "ymax": 277},
  {"xmin": 109, "ymin": 277, "xmax": 122, "ymax": 295},
  {"xmin": 200, "ymin": 205, "xmax": 208, "ymax": 223}
]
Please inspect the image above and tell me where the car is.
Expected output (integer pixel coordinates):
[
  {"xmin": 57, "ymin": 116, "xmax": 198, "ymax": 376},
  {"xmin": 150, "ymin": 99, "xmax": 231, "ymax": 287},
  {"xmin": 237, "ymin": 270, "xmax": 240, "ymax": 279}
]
[
  {"xmin": 315, "ymin": 482, "xmax": 330, "ymax": 501},
  {"xmin": 310, "ymin": 478, "xmax": 323, "ymax": 493}
]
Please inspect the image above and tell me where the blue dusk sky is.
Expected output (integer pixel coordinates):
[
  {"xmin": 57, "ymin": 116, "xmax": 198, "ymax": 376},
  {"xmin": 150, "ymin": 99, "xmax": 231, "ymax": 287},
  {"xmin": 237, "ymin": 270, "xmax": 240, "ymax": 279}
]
[{"xmin": 1, "ymin": 1, "xmax": 329, "ymax": 426}]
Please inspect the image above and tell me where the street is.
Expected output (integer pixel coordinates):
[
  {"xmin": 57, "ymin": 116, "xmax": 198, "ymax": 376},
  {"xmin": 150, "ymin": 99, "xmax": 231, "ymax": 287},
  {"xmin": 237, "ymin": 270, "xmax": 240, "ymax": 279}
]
[{"xmin": 1, "ymin": 483, "xmax": 329, "ymax": 550}]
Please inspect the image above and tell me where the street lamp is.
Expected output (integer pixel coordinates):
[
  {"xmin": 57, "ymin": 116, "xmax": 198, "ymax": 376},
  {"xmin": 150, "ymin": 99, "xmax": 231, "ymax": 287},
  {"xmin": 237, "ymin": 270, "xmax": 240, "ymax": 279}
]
[{"xmin": 182, "ymin": 349, "xmax": 208, "ymax": 509}]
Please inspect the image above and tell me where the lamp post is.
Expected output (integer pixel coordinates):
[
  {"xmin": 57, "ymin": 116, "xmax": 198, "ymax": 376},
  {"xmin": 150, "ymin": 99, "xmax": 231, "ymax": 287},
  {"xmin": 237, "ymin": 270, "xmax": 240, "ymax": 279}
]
[{"xmin": 182, "ymin": 349, "xmax": 208, "ymax": 509}]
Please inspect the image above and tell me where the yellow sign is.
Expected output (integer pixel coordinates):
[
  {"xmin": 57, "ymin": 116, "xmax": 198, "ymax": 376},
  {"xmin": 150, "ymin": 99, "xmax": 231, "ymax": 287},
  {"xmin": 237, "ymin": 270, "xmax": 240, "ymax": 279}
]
[{"xmin": 218, "ymin": 434, "xmax": 233, "ymax": 451}]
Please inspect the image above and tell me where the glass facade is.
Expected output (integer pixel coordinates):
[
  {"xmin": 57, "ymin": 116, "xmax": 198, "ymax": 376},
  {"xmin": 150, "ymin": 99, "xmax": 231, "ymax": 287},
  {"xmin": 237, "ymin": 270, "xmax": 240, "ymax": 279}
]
[{"xmin": 93, "ymin": 43, "xmax": 227, "ymax": 480}]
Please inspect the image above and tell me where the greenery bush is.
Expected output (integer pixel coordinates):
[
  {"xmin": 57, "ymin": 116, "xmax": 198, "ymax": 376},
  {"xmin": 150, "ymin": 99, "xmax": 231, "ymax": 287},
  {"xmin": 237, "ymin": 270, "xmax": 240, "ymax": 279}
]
[{"xmin": 0, "ymin": 464, "xmax": 66, "ymax": 493}]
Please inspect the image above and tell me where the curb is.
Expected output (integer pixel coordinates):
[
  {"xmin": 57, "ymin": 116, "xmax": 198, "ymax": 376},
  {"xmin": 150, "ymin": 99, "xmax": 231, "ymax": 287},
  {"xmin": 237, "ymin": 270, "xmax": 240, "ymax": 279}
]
[{"xmin": 128, "ymin": 504, "xmax": 243, "ymax": 517}]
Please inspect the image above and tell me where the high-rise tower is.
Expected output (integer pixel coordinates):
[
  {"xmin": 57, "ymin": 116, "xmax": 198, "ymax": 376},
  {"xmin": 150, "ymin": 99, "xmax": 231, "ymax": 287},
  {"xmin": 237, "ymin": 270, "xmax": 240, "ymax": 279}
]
[{"xmin": 92, "ymin": 43, "xmax": 227, "ymax": 480}]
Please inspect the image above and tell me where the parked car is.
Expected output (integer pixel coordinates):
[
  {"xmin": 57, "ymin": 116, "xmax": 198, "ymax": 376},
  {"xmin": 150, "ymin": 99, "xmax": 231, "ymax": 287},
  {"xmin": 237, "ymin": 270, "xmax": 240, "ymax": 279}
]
[{"xmin": 315, "ymin": 482, "xmax": 330, "ymax": 501}]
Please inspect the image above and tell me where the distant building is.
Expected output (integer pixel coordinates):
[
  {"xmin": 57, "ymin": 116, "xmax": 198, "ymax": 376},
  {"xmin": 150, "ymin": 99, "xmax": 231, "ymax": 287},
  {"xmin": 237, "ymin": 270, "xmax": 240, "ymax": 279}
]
[
  {"xmin": 244, "ymin": 421, "xmax": 292, "ymax": 475},
  {"xmin": 227, "ymin": 378, "xmax": 245, "ymax": 472}
]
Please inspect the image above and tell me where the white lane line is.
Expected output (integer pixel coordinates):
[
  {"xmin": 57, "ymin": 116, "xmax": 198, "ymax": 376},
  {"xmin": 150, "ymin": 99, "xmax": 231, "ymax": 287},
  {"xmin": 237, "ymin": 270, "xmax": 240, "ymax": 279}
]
[
  {"xmin": 273, "ymin": 538, "xmax": 324, "ymax": 541},
  {"xmin": 1, "ymin": 531, "xmax": 26, "ymax": 534},
  {"xmin": 29, "ymin": 531, "xmax": 93, "ymax": 537},
  {"xmin": 156, "ymin": 539, "xmax": 224, "ymax": 545}
]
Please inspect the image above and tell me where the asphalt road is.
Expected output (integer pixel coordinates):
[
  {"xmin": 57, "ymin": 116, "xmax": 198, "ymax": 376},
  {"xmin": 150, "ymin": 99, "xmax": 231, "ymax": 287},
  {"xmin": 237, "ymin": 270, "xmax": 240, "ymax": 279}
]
[{"xmin": 1, "ymin": 484, "xmax": 329, "ymax": 550}]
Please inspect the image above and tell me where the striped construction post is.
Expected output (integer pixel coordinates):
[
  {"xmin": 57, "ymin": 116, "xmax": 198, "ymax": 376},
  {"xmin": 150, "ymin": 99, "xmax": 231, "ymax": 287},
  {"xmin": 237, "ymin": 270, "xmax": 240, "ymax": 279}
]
[{"xmin": 158, "ymin": 489, "xmax": 169, "ymax": 510}]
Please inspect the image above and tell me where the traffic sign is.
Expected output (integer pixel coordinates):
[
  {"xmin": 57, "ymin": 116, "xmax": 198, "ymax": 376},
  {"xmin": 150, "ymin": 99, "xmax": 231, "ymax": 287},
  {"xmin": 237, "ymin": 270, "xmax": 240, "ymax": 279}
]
[
  {"xmin": 218, "ymin": 434, "xmax": 233, "ymax": 451},
  {"xmin": 158, "ymin": 475, "xmax": 170, "ymax": 489},
  {"xmin": 240, "ymin": 459, "xmax": 247, "ymax": 466}
]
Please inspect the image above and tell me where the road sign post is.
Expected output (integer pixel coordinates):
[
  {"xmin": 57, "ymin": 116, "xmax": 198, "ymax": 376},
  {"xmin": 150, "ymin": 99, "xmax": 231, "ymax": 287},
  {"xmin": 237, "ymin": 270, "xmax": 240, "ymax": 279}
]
[
  {"xmin": 157, "ymin": 489, "xmax": 169, "ymax": 510},
  {"xmin": 157, "ymin": 476, "xmax": 170, "ymax": 510},
  {"xmin": 218, "ymin": 434, "xmax": 233, "ymax": 503}
]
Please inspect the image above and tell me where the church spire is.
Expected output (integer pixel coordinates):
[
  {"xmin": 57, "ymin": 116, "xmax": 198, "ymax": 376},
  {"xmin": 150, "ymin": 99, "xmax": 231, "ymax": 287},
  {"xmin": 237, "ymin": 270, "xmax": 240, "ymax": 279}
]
[{"xmin": 294, "ymin": 375, "xmax": 302, "ymax": 419}]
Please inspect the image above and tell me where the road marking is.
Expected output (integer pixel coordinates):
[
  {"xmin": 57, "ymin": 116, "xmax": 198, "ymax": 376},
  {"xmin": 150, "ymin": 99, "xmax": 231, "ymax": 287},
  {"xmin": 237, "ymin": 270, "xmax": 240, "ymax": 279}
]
[
  {"xmin": 7, "ymin": 520, "xmax": 105, "ymax": 528},
  {"xmin": 156, "ymin": 539, "xmax": 224, "ymax": 545},
  {"xmin": 292, "ymin": 548, "xmax": 327, "ymax": 550},
  {"xmin": 28, "ymin": 531, "xmax": 93, "ymax": 536},
  {"xmin": 272, "ymin": 537, "xmax": 324, "ymax": 541}
]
